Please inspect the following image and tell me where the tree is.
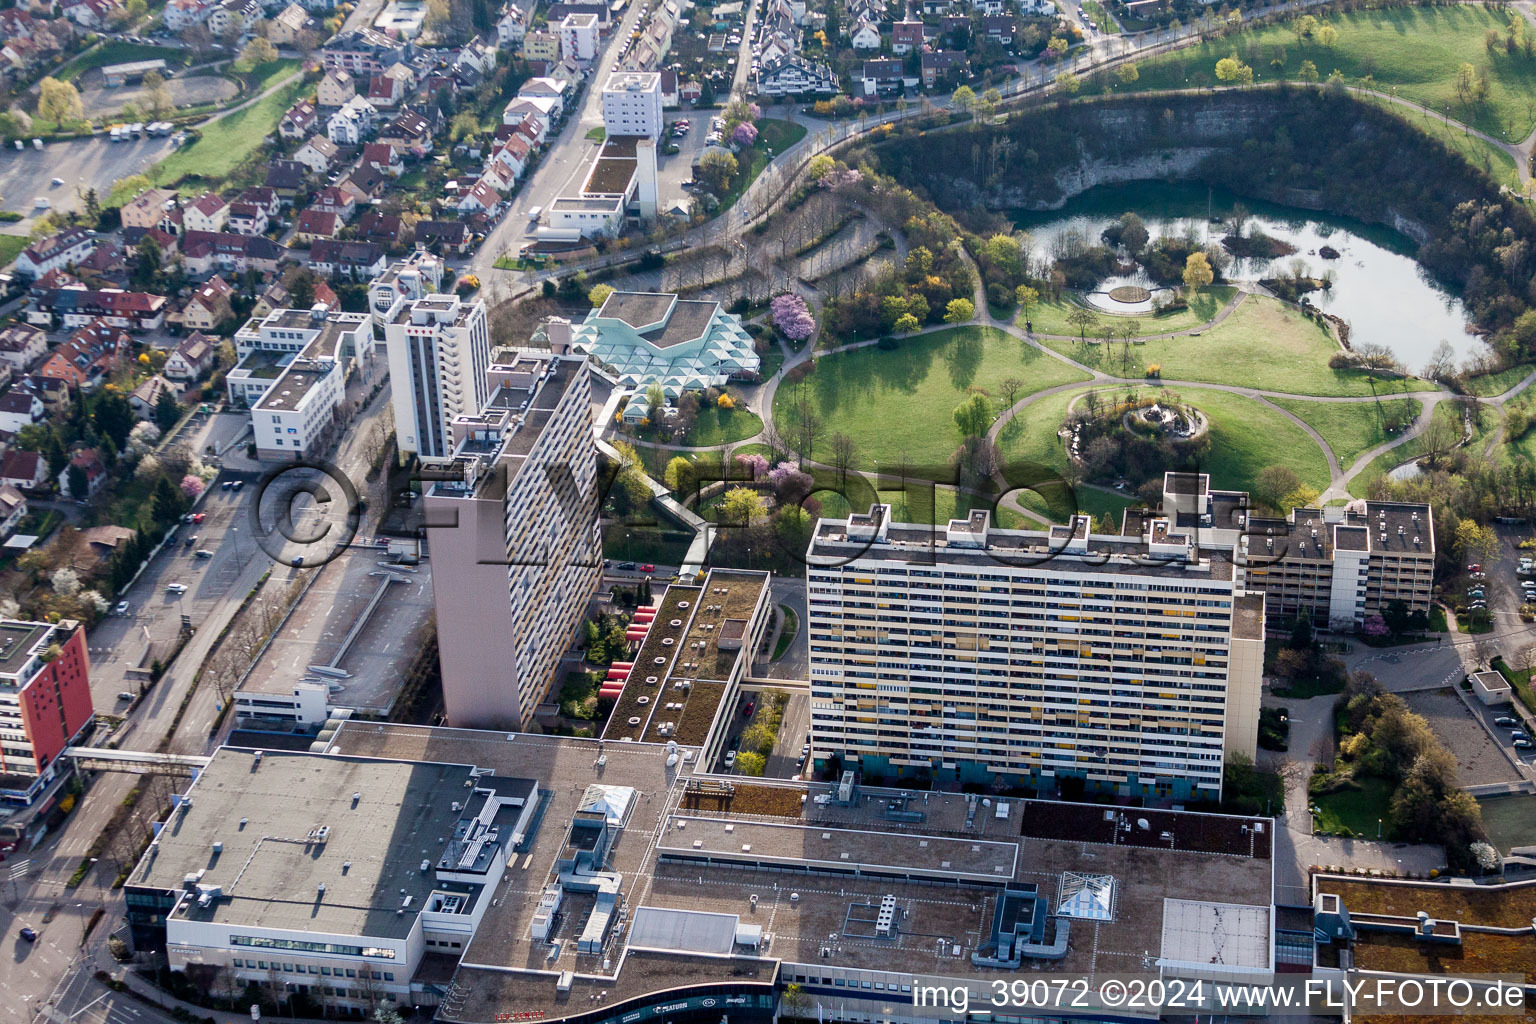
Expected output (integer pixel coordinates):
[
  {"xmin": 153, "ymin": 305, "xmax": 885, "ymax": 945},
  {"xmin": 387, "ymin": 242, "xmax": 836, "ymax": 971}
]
[
  {"xmin": 154, "ymin": 390, "xmax": 182, "ymax": 432},
  {"xmin": 719, "ymin": 487, "xmax": 767, "ymax": 526},
  {"xmin": 781, "ymin": 983, "xmax": 812, "ymax": 1021},
  {"xmin": 1056, "ymin": 71, "xmax": 1081, "ymax": 93},
  {"xmin": 38, "ymin": 78, "xmax": 84, "ymax": 126},
  {"xmin": 979, "ymin": 234, "xmax": 1025, "ymax": 280},
  {"xmin": 1116, "ymin": 212, "xmax": 1149, "ymax": 254},
  {"xmin": 235, "ymin": 36, "xmax": 278, "ymax": 71},
  {"xmin": 1000, "ymin": 377, "xmax": 1025, "ymax": 410},
  {"xmin": 830, "ymin": 432, "xmax": 856, "ymax": 486},
  {"xmin": 588, "ymin": 283, "xmax": 615, "ymax": 307},
  {"xmin": 142, "ymin": 70, "xmax": 173, "ymax": 117},
  {"xmin": 1254, "ymin": 466, "xmax": 1301, "ymax": 510},
  {"xmin": 1455, "ymin": 518, "xmax": 1498, "ymax": 565},
  {"xmin": 950, "ymin": 84, "xmax": 976, "ymax": 112},
  {"xmin": 893, "ymin": 313, "xmax": 920, "ymax": 333},
  {"xmin": 93, "ymin": 392, "xmax": 135, "ymax": 448},
  {"xmin": 953, "ymin": 393, "xmax": 992, "ymax": 439},
  {"xmin": 734, "ymin": 750, "xmax": 766, "ymax": 776},
  {"xmin": 425, "ymin": 0, "xmax": 451, "ymax": 34},
  {"xmin": 1115, "ymin": 62, "xmax": 1139, "ymax": 85},
  {"xmin": 698, "ymin": 150, "xmax": 738, "ymax": 194},
  {"xmin": 731, "ymin": 121, "xmax": 758, "ymax": 147},
  {"xmin": 449, "ymin": 110, "xmax": 480, "ymax": 142},
  {"xmin": 944, "ymin": 298, "xmax": 974, "ymax": 323},
  {"xmin": 771, "ymin": 294, "xmax": 816, "ymax": 341},
  {"xmin": 644, "ymin": 383, "xmax": 666, "ymax": 418},
  {"xmin": 1182, "ymin": 251, "xmax": 1214, "ymax": 294},
  {"xmin": 132, "ymin": 238, "xmax": 163, "ymax": 290},
  {"xmin": 1315, "ymin": 21, "xmax": 1338, "ymax": 46},
  {"xmin": 664, "ymin": 455, "xmax": 694, "ymax": 494},
  {"xmin": 1065, "ymin": 305, "xmax": 1099, "ymax": 341},
  {"xmin": 1014, "ymin": 284, "xmax": 1039, "ymax": 319},
  {"xmin": 1422, "ymin": 339, "xmax": 1457, "ymax": 381},
  {"xmin": 1214, "ymin": 56, "xmax": 1254, "ymax": 85}
]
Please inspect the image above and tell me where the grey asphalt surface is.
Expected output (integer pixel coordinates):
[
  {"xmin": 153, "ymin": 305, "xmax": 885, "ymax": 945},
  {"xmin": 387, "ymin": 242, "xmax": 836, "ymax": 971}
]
[{"xmin": 0, "ymin": 135, "xmax": 175, "ymax": 231}]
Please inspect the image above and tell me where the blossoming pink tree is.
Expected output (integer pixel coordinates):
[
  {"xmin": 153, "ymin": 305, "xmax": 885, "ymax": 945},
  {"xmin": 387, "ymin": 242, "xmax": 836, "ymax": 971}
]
[
  {"xmin": 771, "ymin": 293, "xmax": 815, "ymax": 341},
  {"xmin": 731, "ymin": 121, "xmax": 758, "ymax": 147},
  {"xmin": 180, "ymin": 474, "xmax": 206, "ymax": 499}
]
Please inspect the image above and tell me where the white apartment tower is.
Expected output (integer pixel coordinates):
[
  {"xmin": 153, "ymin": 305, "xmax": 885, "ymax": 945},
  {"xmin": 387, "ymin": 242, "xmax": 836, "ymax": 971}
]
[
  {"xmin": 805, "ymin": 507, "xmax": 1266, "ymax": 802},
  {"xmin": 601, "ymin": 71, "xmax": 663, "ymax": 140},
  {"xmin": 373, "ymin": 254, "xmax": 491, "ymax": 459},
  {"xmin": 422, "ymin": 352, "xmax": 601, "ymax": 729},
  {"xmin": 559, "ymin": 11, "xmax": 599, "ymax": 61}
]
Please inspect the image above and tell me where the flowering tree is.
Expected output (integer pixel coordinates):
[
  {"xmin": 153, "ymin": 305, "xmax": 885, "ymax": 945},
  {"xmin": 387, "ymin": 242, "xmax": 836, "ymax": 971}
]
[
  {"xmin": 82, "ymin": 590, "xmax": 109, "ymax": 613},
  {"xmin": 747, "ymin": 102, "xmax": 761, "ymax": 121},
  {"xmin": 768, "ymin": 462, "xmax": 814, "ymax": 499},
  {"xmin": 181, "ymin": 474, "xmax": 206, "ymax": 499},
  {"xmin": 51, "ymin": 567, "xmax": 82, "ymax": 596},
  {"xmin": 735, "ymin": 453, "xmax": 769, "ymax": 480},
  {"xmin": 731, "ymin": 121, "xmax": 758, "ymax": 147},
  {"xmin": 1362, "ymin": 614, "xmax": 1389, "ymax": 638},
  {"xmin": 771, "ymin": 294, "xmax": 816, "ymax": 341},
  {"xmin": 127, "ymin": 420, "xmax": 161, "ymax": 459}
]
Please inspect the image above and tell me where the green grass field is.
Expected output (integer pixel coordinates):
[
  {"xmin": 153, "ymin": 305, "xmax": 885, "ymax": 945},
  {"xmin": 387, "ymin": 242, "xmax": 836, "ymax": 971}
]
[
  {"xmin": 719, "ymin": 119, "xmax": 808, "ymax": 211},
  {"xmin": 57, "ymin": 42, "xmax": 190, "ymax": 82},
  {"xmin": 1125, "ymin": 6, "xmax": 1536, "ymax": 139},
  {"xmin": 773, "ymin": 326, "xmax": 1091, "ymax": 470},
  {"xmin": 1464, "ymin": 362, "xmax": 1536, "ymax": 396},
  {"xmin": 1042, "ymin": 294, "xmax": 1433, "ymax": 397},
  {"xmin": 1271, "ymin": 396, "xmax": 1422, "ymax": 470},
  {"xmin": 1346, "ymin": 400, "xmax": 1487, "ymax": 496},
  {"xmin": 151, "ymin": 77, "xmax": 304, "ymax": 185},
  {"xmin": 1313, "ymin": 776, "xmax": 1396, "ymax": 837},
  {"xmin": 1023, "ymin": 285, "xmax": 1235, "ymax": 337},
  {"xmin": 676, "ymin": 405, "xmax": 764, "ymax": 446},
  {"xmin": 1398, "ymin": 104, "xmax": 1521, "ymax": 187},
  {"xmin": 0, "ymin": 234, "xmax": 27, "ymax": 269}
]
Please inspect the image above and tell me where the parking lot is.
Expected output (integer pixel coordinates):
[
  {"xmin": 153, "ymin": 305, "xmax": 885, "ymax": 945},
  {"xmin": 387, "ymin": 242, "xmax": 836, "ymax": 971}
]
[
  {"xmin": 717, "ymin": 686, "xmax": 811, "ymax": 779},
  {"xmin": 1400, "ymin": 687, "xmax": 1526, "ymax": 786},
  {"xmin": 0, "ymin": 134, "xmax": 175, "ymax": 231}
]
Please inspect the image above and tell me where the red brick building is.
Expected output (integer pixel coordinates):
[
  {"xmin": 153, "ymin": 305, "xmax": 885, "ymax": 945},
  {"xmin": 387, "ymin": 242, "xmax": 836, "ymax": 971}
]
[{"xmin": 0, "ymin": 618, "xmax": 94, "ymax": 807}]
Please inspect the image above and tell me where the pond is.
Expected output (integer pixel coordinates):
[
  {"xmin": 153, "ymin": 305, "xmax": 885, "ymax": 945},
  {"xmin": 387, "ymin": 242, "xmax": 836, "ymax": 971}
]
[{"xmin": 1015, "ymin": 182, "xmax": 1482, "ymax": 372}]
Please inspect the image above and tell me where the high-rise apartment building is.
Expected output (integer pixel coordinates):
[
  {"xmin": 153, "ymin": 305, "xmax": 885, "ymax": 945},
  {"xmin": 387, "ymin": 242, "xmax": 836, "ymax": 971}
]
[
  {"xmin": 805, "ymin": 507, "xmax": 1265, "ymax": 801},
  {"xmin": 1159, "ymin": 473, "xmax": 1434, "ymax": 629},
  {"xmin": 374, "ymin": 254, "xmax": 490, "ymax": 459},
  {"xmin": 422, "ymin": 351, "xmax": 600, "ymax": 729},
  {"xmin": 601, "ymin": 71, "xmax": 663, "ymax": 140},
  {"xmin": 0, "ymin": 618, "xmax": 94, "ymax": 806}
]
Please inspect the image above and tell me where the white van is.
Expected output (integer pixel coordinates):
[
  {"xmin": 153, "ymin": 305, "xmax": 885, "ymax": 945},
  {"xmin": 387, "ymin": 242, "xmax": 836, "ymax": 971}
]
[
  {"xmin": 527, "ymin": 205, "xmax": 543, "ymax": 221},
  {"xmin": 33, "ymin": 197, "xmax": 50, "ymax": 210}
]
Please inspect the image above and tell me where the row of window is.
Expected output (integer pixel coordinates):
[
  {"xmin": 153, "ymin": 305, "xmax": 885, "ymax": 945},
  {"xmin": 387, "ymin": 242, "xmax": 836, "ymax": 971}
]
[{"xmin": 231, "ymin": 959, "xmax": 395, "ymax": 981}]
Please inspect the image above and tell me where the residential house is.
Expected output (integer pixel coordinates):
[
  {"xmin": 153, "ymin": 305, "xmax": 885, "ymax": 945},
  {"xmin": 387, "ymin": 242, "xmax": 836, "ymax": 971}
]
[
  {"xmin": 28, "ymin": 289, "xmax": 167, "ymax": 332},
  {"xmin": 496, "ymin": 2, "xmax": 528, "ymax": 45},
  {"xmin": 165, "ymin": 332, "xmax": 217, "ymax": 382},
  {"xmin": 358, "ymin": 212, "xmax": 402, "ymax": 247},
  {"xmin": 60, "ymin": 0, "xmax": 121, "ymax": 30},
  {"xmin": 183, "ymin": 192, "xmax": 229, "ymax": 234},
  {"xmin": 658, "ymin": 68, "xmax": 678, "ymax": 106},
  {"xmin": 937, "ymin": 14, "xmax": 968, "ymax": 41},
  {"xmin": 520, "ymin": 29, "xmax": 560, "ymax": 63},
  {"xmin": 294, "ymin": 209, "xmax": 344, "ymax": 244},
  {"xmin": 0, "ymin": 9, "xmax": 37, "ymax": 42},
  {"xmin": 326, "ymin": 96, "xmax": 376, "ymax": 145},
  {"xmin": 35, "ymin": 321, "xmax": 131, "ymax": 388},
  {"xmin": 180, "ymin": 232, "xmax": 286, "ymax": 276},
  {"xmin": 345, "ymin": 165, "xmax": 391, "ymax": 199},
  {"xmin": 518, "ymin": 76, "xmax": 569, "ymax": 117},
  {"xmin": 678, "ymin": 79, "xmax": 702, "ymax": 104},
  {"xmin": 0, "ymin": 389, "xmax": 45, "ymax": 434},
  {"xmin": 361, "ymin": 141, "xmax": 403, "ymax": 177},
  {"xmin": 0, "ymin": 450, "xmax": 47, "ymax": 492},
  {"xmin": 19, "ymin": 376, "xmax": 73, "ymax": 417},
  {"xmin": 0, "ymin": 484, "xmax": 27, "ymax": 540},
  {"xmin": 174, "ymin": 275, "xmax": 235, "ymax": 331},
  {"xmin": 307, "ymin": 240, "xmax": 386, "ymax": 280},
  {"xmin": 981, "ymin": 14, "xmax": 1015, "ymax": 43},
  {"xmin": 0, "ymin": 325, "xmax": 47, "ymax": 372},
  {"xmin": 366, "ymin": 73, "xmax": 406, "ymax": 107},
  {"xmin": 13, "ymin": 227, "xmax": 96, "ymax": 280},
  {"xmin": 970, "ymin": 0, "xmax": 1005, "ymax": 14},
  {"xmin": 321, "ymin": 27, "xmax": 410, "ymax": 76},
  {"xmin": 79, "ymin": 524, "xmax": 136, "ymax": 564},
  {"xmin": 208, "ymin": 0, "xmax": 261, "ymax": 35},
  {"xmin": 499, "ymin": 106, "xmax": 547, "ymax": 145},
  {"xmin": 850, "ymin": 18, "xmax": 882, "ymax": 49},
  {"xmin": 266, "ymin": 2, "xmax": 311, "ymax": 44},
  {"xmin": 265, "ymin": 160, "xmax": 310, "ymax": 199},
  {"xmin": 297, "ymin": 133, "xmax": 343, "ymax": 172},
  {"xmin": 378, "ymin": 107, "xmax": 434, "ymax": 157},
  {"xmin": 278, "ymin": 98, "xmax": 319, "ymax": 138},
  {"xmin": 892, "ymin": 19, "xmax": 924, "ymax": 52},
  {"xmin": 75, "ymin": 242, "xmax": 125, "ymax": 279},
  {"xmin": 755, "ymin": 53, "xmax": 837, "ymax": 96},
  {"xmin": 128, "ymin": 376, "xmax": 177, "ymax": 419},
  {"xmin": 58, "ymin": 448, "xmax": 106, "ymax": 499},
  {"xmin": 318, "ymin": 68, "xmax": 356, "ymax": 107},
  {"xmin": 227, "ymin": 201, "xmax": 270, "ymax": 236},
  {"xmin": 861, "ymin": 58, "xmax": 904, "ymax": 96},
  {"xmin": 488, "ymin": 133, "xmax": 531, "ymax": 182},
  {"xmin": 919, "ymin": 0, "xmax": 949, "ymax": 13},
  {"xmin": 251, "ymin": 278, "xmax": 337, "ymax": 318},
  {"xmin": 413, "ymin": 220, "xmax": 469, "ymax": 254},
  {"xmin": 311, "ymin": 185, "xmax": 360, "ymax": 221},
  {"xmin": 164, "ymin": 0, "xmax": 216, "ymax": 30},
  {"xmin": 481, "ymin": 160, "xmax": 517, "ymax": 193},
  {"xmin": 237, "ymin": 186, "xmax": 282, "ymax": 220},
  {"xmin": 454, "ymin": 179, "xmax": 503, "ymax": 217},
  {"xmin": 921, "ymin": 48, "xmax": 969, "ymax": 87}
]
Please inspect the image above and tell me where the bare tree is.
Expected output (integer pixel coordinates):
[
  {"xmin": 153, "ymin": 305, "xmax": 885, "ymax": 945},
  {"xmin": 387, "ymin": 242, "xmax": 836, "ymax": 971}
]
[
  {"xmin": 999, "ymin": 377, "xmax": 1024, "ymax": 410},
  {"xmin": 793, "ymin": 389, "xmax": 821, "ymax": 467},
  {"xmin": 830, "ymin": 432, "xmax": 856, "ymax": 487}
]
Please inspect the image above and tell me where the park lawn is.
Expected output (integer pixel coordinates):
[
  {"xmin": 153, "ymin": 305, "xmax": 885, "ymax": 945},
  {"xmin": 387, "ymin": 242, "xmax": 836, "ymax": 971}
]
[
  {"xmin": 1313, "ymin": 776, "xmax": 1396, "ymax": 838},
  {"xmin": 718, "ymin": 119, "xmax": 807, "ymax": 212},
  {"xmin": 57, "ymin": 41, "xmax": 189, "ymax": 81},
  {"xmin": 1271, "ymin": 396, "xmax": 1422, "ymax": 470},
  {"xmin": 0, "ymin": 234, "xmax": 27, "ymax": 269},
  {"xmin": 883, "ymin": 483, "xmax": 1028, "ymax": 529},
  {"xmin": 1346, "ymin": 400, "xmax": 1483, "ymax": 497},
  {"xmin": 677, "ymin": 405, "xmax": 764, "ymax": 446},
  {"xmin": 1464, "ymin": 362, "xmax": 1536, "ymax": 396},
  {"xmin": 1123, "ymin": 6, "xmax": 1536, "ymax": 139},
  {"xmin": 240, "ymin": 58, "xmax": 301, "ymax": 94},
  {"xmin": 1496, "ymin": 389, "xmax": 1536, "ymax": 469},
  {"xmin": 772, "ymin": 325, "xmax": 1090, "ymax": 471},
  {"xmin": 1044, "ymin": 295, "xmax": 1433, "ymax": 397},
  {"xmin": 151, "ymin": 78, "xmax": 304, "ymax": 185},
  {"xmin": 1024, "ymin": 285, "xmax": 1234, "ymax": 337}
]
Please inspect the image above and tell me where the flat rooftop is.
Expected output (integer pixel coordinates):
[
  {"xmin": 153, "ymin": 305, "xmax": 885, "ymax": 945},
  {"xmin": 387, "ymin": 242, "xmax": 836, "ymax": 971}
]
[
  {"xmin": 237, "ymin": 547, "xmax": 434, "ymax": 715},
  {"xmin": 126, "ymin": 748, "xmax": 479, "ymax": 940},
  {"xmin": 0, "ymin": 620, "xmax": 48, "ymax": 678}
]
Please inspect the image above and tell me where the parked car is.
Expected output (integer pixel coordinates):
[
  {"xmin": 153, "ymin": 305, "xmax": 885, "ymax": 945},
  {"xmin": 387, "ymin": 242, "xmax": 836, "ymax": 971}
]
[
  {"xmin": 165, "ymin": 582, "xmax": 188, "ymax": 594},
  {"xmin": 1467, "ymin": 563, "xmax": 1482, "ymax": 572},
  {"xmin": 724, "ymin": 749, "xmax": 737, "ymax": 769},
  {"xmin": 639, "ymin": 563, "xmax": 655, "ymax": 572},
  {"xmin": 1516, "ymin": 739, "xmax": 1534, "ymax": 750},
  {"xmin": 19, "ymin": 927, "xmax": 37, "ymax": 942},
  {"xmin": 117, "ymin": 691, "xmax": 136, "ymax": 702},
  {"xmin": 114, "ymin": 601, "xmax": 130, "ymax": 615},
  {"xmin": 1496, "ymin": 716, "xmax": 1519, "ymax": 727},
  {"xmin": 617, "ymin": 561, "xmax": 637, "ymax": 570}
]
